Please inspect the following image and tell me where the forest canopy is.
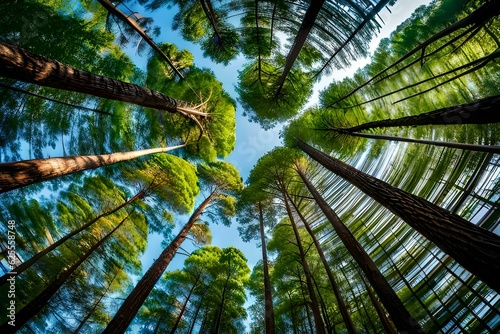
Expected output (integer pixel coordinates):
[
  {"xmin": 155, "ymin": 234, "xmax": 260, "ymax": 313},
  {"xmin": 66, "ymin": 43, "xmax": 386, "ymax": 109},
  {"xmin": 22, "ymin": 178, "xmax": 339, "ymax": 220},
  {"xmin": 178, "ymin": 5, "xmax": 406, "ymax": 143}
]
[{"xmin": 0, "ymin": 0, "xmax": 500, "ymax": 333}]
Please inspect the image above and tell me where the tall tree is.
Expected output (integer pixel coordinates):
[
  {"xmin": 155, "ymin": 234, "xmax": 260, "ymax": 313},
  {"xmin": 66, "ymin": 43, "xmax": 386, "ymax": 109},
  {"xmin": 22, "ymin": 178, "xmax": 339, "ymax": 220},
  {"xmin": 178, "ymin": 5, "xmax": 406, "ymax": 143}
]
[
  {"xmin": 295, "ymin": 139, "xmax": 500, "ymax": 293},
  {"xmin": 103, "ymin": 161, "xmax": 243, "ymax": 333},
  {"xmin": 0, "ymin": 144, "xmax": 185, "ymax": 193}
]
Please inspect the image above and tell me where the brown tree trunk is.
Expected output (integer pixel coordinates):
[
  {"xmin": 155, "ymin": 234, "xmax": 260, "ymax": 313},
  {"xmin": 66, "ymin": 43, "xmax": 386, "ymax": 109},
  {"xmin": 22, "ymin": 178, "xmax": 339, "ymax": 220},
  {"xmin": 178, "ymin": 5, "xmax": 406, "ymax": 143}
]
[
  {"xmin": 0, "ymin": 213, "xmax": 132, "ymax": 333},
  {"xmin": 169, "ymin": 275, "xmax": 200, "ymax": 334},
  {"xmin": 287, "ymin": 194, "xmax": 357, "ymax": 333},
  {"xmin": 295, "ymin": 166, "xmax": 422, "ymax": 334},
  {"xmin": 0, "ymin": 43, "xmax": 207, "ymax": 116},
  {"xmin": 274, "ymin": 0, "xmax": 326, "ymax": 95},
  {"xmin": 0, "ymin": 144, "xmax": 185, "ymax": 193},
  {"xmin": 258, "ymin": 202, "xmax": 276, "ymax": 334},
  {"xmin": 213, "ymin": 271, "xmax": 230, "ymax": 333},
  {"xmin": 341, "ymin": 131, "xmax": 500, "ymax": 154},
  {"xmin": 280, "ymin": 182, "xmax": 326, "ymax": 334},
  {"xmin": 332, "ymin": 94, "xmax": 500, "ymax": 133},
  {"xmin": 0, "ymin": 191, "xmax": 144, "ymax": 287},
  {"xmin": 97, "ymin": 0, "xmax": 184, "ymax": 79},
  {"xmin": 297, "ymin": 140, "xmax": 500, "ymax": 293},
  {"xmin": 102, "ymin": 192, "xmax": 216, "ymax": 333}
]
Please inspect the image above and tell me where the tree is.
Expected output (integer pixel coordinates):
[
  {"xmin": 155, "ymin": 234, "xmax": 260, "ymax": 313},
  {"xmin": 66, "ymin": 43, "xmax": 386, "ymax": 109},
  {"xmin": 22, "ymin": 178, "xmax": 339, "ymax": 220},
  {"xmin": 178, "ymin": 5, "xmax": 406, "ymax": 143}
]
[
  {"xmin": 237, "ymin": 187, "xmax": 277, "ymax": 334},
  {"xmin": 0, "ymin": 43, "xmax": 208, "ymax": 118},
  {"xmin": 0, "ymin": 144, "xmax": 185, "ymax": 193},
  {"xmin": 103, "ymin": 161, "xmax": 243, "ymax": 333},
  {"xmin": 295, "ymin": 139, "xmax": 500, "ymax": 293}
]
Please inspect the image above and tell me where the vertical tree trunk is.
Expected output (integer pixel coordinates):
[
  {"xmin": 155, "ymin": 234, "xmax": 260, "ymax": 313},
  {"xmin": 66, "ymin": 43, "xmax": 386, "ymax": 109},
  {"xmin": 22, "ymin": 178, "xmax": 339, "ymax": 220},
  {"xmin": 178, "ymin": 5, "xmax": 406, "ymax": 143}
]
[
  {"xmin": 296, "ymin": 167, "xmax": 422, "ymax": 334},
  {"xmin": 169, "ymin": 275, "xmax": 200, "ymax": 334},
  {"xmin": 0, "ymin": 191, "xmax": 144, "ymax": 287},
  {"xmin": 297, "ymin": 140, "xmax": 500, "ymax": 293},
  {"xmin": 0, "ymin": 43, "xmax": 207, "ymax": 115},
  {"xmin": 213, "ymin": 273, "xmax": 230, "ymax": 333},
  {"xmin": 287, "ymin": 194, "xmax": 358, "ymax": 333},
  {"xmin": 258, "ymin": 202, "xmax": 276, "ymax": 334},
  {"xmin": 96, "ymin": 0, "xmax": 184, "ymax": 79},
  {"xmin": 188, "ymin": 287, "xmax": 208, "ymax": 334},
  {"xmin": 280, "ymin": 183, "xmax": 326, "ymax": 334},
  {"xmin": 102, "ymin": 192, "xmax": 216, "ymax": 333},
  {"xmin": 0, "ymin": 145, "xmax": 185, "ymax": 193},
  {"xmin": 0, "ymin": 213, "xmax": 132, "ymax": 333}
]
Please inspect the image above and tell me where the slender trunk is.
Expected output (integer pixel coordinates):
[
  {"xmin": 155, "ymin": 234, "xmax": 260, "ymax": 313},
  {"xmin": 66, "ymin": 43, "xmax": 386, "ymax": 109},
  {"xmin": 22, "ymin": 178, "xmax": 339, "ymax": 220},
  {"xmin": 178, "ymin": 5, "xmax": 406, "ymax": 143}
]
[
  {"xmin": 169, "ymin": 275, "xmax": 200, "ymax": 334},
  {"xmin": 287, "ymin": 291, "xmax": 298, "ymax": 334},
  {"xmin": 281, "ymin": 183, "xmax": 326, "ymax": 334},
  {"xmin": 74, "ymin": 268, "xmax": 121, "ymax": 334},
  {"xmin": 0, "ymin": 213, "xmax": 132, "ymax": 333},
  {"xmin": 0, "ymin": 144, "xmax": 185, "ymax": 193},
  {"xmin": 340, "ymin": 131, "xmax": 500, "ymax": 154},
  {"xmin": 97, "ymin": 0, "xmax": 183, "ymax": 79},
  {"xmin": 311, "ymin": 275, "xmax": 333, "ymax": 334},
  {"xmin": 102, "ymin": 192, "xmax": 216, "ymax": 333},
  {"xmin": 287, "ymin": 194, "xmax": 357, "ymax": 333},
  {"xmin": 274, "ymin": 0, "xmax": 326, "ymax": 95},
  {"xmin": 188, "ymin": 286, "xmax": 208, "ymax": 334},
  {"xmin": 200, "ymin": 0, "xmax": 222, "ymax": 42},
  {"xmin": 213, "ymin": 272, "xmax": 230, "ymax": 333},
  {"xmin": 0, "ymin": 43, "xmax": 208, "ymax": 116},
  {"xmin": 297, "ymin": 140, "xmax": 500, "ymax": 293},
  {"xmin": 258, "ymin": 202, "xmax": 276, "ymax": 334},
  {"xmin": 328, "ymin": 94, "xmax": 500, "ymax": 133},
  {"xmin": 0, "ymin": 191, "xmax": 143, "ymax": 287},
  {"xmin": 362, "ymin": 281, "xmax": 397, "ymax": 334},
  {"xmin": 314, "ymin": 0, "xmax": 391, "ymax": 78},
  {"xmin": 295, "ymin": 166, "xmax": 422, "ymax": 334}
]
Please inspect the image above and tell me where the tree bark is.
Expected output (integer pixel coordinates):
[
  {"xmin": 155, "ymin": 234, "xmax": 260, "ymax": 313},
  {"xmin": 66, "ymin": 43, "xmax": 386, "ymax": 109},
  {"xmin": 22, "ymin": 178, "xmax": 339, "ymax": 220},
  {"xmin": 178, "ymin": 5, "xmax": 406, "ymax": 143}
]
[
  {"xmin": 258, "ymin": 202, "xmax": 276, "ymax": 334},
  {"xmin": 297, "ymin": 139, "xmax": 500, "ymax": 294},
  {"xmin": 274, "ymin": 0, "xmax": 326, "ymax": 95},
  {"xmin": 97, "ymin": 0, "xmax": 184, "ymax": 79},
  {"xmin": 102, "ymin": 192, "xmax": 216, "ymax": 333},
  {"xmin": 287, "ymin": 194, "xmax": 357, "ymax": 333},
  {"xmin": 0, "ymin": 43, "xmax": 207, "ymax": 115},
  {"xmin": 331, "ymin": 94, "xmax": 500, "ymax": 133},
  {"xmin": 280, "ymin": 183, "xmax": 326, "ymax": 334},
  {"xmin": 0, "ymin": 213, "xmax": 132, "ymax": 333},
  {"xmin": 295, "ymin": 166, "xmax": 423, "ymax": 334},
  {"xmin": 0, "ymin": 191, "xmax": 143, "ymax": 287},
  {"xmin": 0, "ymin": 144, "xmax": 185, "ymax": 193}
]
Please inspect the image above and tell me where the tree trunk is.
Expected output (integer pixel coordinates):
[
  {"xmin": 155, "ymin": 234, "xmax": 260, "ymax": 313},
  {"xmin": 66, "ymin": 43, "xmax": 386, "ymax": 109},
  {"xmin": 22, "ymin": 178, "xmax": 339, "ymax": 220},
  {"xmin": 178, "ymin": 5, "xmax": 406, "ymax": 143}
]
[
  {"xmin": 0, "ymin": 43, "xmax": 207, "ymax": 116},
  {"xmin": 331, "ymin": 94, "xmax": 500, "ymax": 133},
  {"xmin": 213, "ymin": 271, "xmax": 230, "ymax": 333},
  {"xmin": 340, "ymin": 131, "xmax": 500, "ymax": 154},
  {"xmin": 0, "ymin": 144, "xmax": 185, "ymax": 193},
  {"xmin": 0, "ymin": 213, "xmax": 132, "ymax": 333},
  {"xmin": 102, "ymin": 192, "xmax": 216, "ymax": 333},
  {"xmin": 281, "ymin": 183, "xmax": 326, "ymax": 334},
  {"xmin": 274, "ymin": 0, "xmax": 326, "ymax": 95},
  {"xmin": 287, "ymin": 194, "xmax": 357, "ymax": 334},
  {"xmin": 169, "ymin": 275, "xmax": 200, "ymax": 334},
  {"xmin": 295, "ymin": 166, "xmax": 423, "ymax": 334},
  {"xmin": 0, "ymin": 191, "xmax": 143, "ymax": 287},
  {"xmin": 297, "ymin": 139, "xmax": 500, "ymax": 293},
  {"xmin": 188, "ymin": 288, "xmax": 208, "ymax": 334},
  {"xmin": 97, "ymin": 0, "xmax": 184, "ymax": 79},
  {"xmin": 258, "ymin": 202, "xmax": 276, "ymax": 334}
]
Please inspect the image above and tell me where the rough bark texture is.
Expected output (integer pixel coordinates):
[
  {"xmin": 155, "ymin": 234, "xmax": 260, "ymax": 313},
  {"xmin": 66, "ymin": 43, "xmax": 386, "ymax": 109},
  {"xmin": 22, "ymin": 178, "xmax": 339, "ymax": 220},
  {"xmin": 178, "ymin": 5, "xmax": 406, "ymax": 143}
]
[
  {"xmin": 258, "ymin": 202, "xmax": 276, "ymax": 334},
  {"xmin": 0, "ymin": 43, "xmax": 190, "ymax": 112},
  {"xmin": 296, "ymin": 167, "xmax": 423, "ymax": 334},
  {"xmin": 0, "ymin": 213, "xmax": 131, "ymax": 333},
  {"xmin": 102, "ymin": 193, "xmax": 216, "ymax": 333},
  {"xmin": 298, "ymin": 140, "xmax": 500, "ymax": 294},
  {"xmin": 281, "ymin": 184, "xmax": 326, "ymax": 334},
  {"xmin": 288, "ymin": 194, "xmax": 357, "ymax": 334},
  {"xmin": 0, "ymin": 191, "xmax": 143, "ymax": 287},
  {"xmin": 0, "ymin": 145, "xmax": 184, "ymax": 193},
  {"xmin": 275, "ymin": 0, "xmax": 326, "ymax": 94},
  {"xmin": 97, "ymin": 0, "xmax": 184, "ymax": 79},
  {"xmin": 337, "ymin": 94, "xmax": 500, "ymax": 132}
]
